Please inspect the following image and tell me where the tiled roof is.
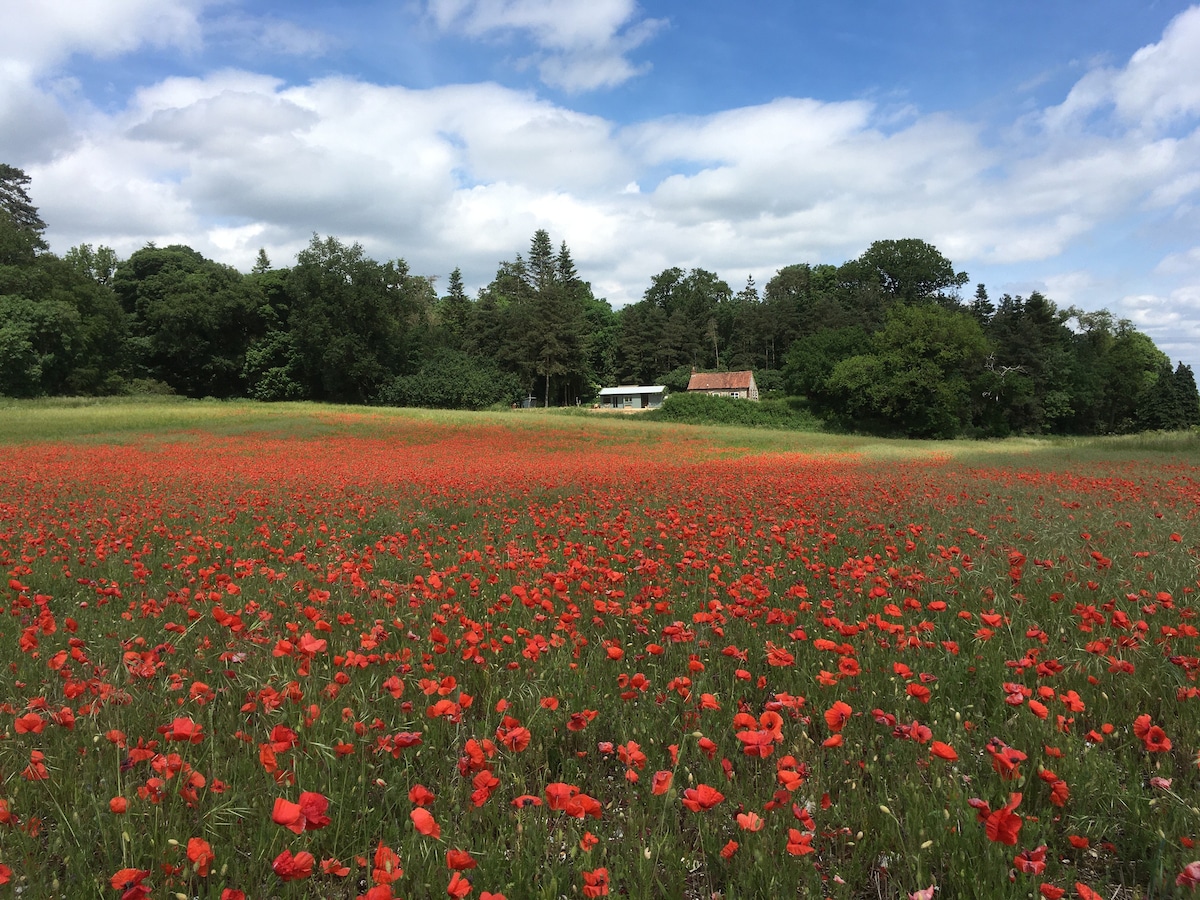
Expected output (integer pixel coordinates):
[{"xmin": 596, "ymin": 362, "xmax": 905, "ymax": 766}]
[{"xmin": 686, "ymin": 371, "xmax": 754, "ymax": 391}]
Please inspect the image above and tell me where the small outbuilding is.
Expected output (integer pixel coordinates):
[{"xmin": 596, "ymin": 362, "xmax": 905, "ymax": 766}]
[
  {"xmin": 686, "ymin": 370, "xmax": 759, "ymax": 401},
  {"xmin": 597, "ymin": 386, "xmax": 667, "ymax": 410}
]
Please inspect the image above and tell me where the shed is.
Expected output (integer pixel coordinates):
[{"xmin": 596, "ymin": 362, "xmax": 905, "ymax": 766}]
[
  {"xmin": 685, "ymin": 370, "xmax": 759, "ymax": 401},
  {"xmin": 597, "ymin": 386, "xmax": 667, "ymax": 410}
]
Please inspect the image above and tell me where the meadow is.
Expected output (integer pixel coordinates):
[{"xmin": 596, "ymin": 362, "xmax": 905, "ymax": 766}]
[{"xmin": 0, "ymin": 399, "xmax": 1198, "ymax": 899}]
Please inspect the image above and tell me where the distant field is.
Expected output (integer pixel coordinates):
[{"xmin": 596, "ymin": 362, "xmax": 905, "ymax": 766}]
[{"xmin": 0, "ymin": 399, "xmax": 1198, "ymax": 898}]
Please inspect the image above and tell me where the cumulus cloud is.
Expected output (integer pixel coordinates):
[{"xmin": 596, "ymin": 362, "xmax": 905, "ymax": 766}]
[
  {"xmin": 14, "ymin": 2, "xmax": 1200, "ymax": 366},
  {"xmin": 1045, "ymin": 5, "xmax": 1200, "ymax": 134},
  {"xmin": 424, "ymin": 0, "xmax": 665, "ymax": 90},
  {"xmin": 0, "ymin": 0, "xmax": 207, "ymax": 73}
]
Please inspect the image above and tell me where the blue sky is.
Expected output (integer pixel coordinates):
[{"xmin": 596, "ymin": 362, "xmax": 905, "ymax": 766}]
[{"xmin": 4, "ymin": 1, "xmax": 1200, "ymax": 367}]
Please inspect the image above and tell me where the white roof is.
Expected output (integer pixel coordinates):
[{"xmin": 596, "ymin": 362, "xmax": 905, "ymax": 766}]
[{"xmin": 598, "ymin": 385, "xmax": 666, "ymax": 396}]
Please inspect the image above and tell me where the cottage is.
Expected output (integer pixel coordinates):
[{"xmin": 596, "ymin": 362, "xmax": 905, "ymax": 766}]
[
  {"xmin": 685, "ymin": 370, "xmax": 759, "ymax": 401},
  {"xmin": 597, "ymin": 386, "xmax": 666, "ymax": 410}
]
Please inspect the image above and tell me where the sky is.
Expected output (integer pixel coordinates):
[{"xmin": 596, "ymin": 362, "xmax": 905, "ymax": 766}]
[{"xmin": 3, "ymin": 0, "xmax": 1200, "ymax": 367}]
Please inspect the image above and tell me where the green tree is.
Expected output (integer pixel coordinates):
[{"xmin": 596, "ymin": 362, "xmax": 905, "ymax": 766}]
[
  {"xmin": 288, "ymin": 235, "xmax": 429, "ymax": 404},
  {"xmin": 782, "ymin": 325, "xmax": 870, "ymax": 412},
  {"xmin": 64, "ymin": 243, "xmax": 119, "ymax": 286},
  {"xmin": 439, "ymin": 267, "xmax": 473, "ymax": 346},
  {"xmin": 379, "ymin": 347, "xmax": 522, "ymax": 410},
  {"xmin": 855, "ymin": 238, "xmax": 969, "ymax": 307},
  {"xmin": 824, "ymin": 304, "xmax": 989, "ymax": 438},
  {"xmin": 0, "ymin": 164, "xmax": 47, "ymax": 264},
  {"xmin": 113, "ymin": 244, "xmax": 262, "ymax": 397}
]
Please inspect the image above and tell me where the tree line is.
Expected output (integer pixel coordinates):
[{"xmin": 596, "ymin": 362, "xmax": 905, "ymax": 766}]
[{"xmin": 2, "ymin": 163, "xmax": 1197, "ymax": 437}]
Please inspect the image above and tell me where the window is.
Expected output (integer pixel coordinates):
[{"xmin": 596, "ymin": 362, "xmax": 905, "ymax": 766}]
[{"xmin": 731, "ymin": 392, "xmax": 739, "ymax": 399}]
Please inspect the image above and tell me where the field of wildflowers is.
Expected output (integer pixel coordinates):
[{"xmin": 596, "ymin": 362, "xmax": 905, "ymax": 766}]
[{"xmin": 0, "ymin": 405, "xmax": 1198, "ymax": 899}]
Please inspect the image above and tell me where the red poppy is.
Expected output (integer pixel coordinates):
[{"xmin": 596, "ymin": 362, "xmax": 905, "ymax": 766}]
[
  {"xmin": 110, "ymin": 868, "xmax": 150, "ymax": 893},
  {"xmin": 681, "ymin": 784, "xmax": 724, "ymax": 812},
  {"xmin": 1177, "ymin": 862, "xmax": 1200, "ymax": 888},
  {"xmin": 1075, "ymin": 883, "xmax": 1103, "ymax": 900},
  {"xmin": 824, "ymin": 701, "xmax": 852, "ymax": 732},
  {"xmin": 322, "ymin": 858, "xmax": 351, "ymax": 876},
  {"xmin": 447, "ymin": 871, "xmax": 472, "ymax": 898},
  {"xmin": 13, "ymin": 713, "xmax": 45, "ymax": 734},
  {"xmin": 930, "ymin": 741, "xmax": 958, "ymax": 761},
  {"xmin": 581, "ymin": 867, "xmax": 609, "ymax": 898},
  {"xmin": 409, "ymin": 784, "xmax": 436, "ymax": 806},
  {"xmin": 651, "ymin": 771, "xmax": 673, "ymax": 795},
  {"xmin": 786, "ymin": 829, "xmax": 815, "ymax": 856},
  {"xmin": 373, "ymin": 842, "xmax": 403, "ymax": 884},
  {"xmin": 1038, "ymin": 887, "xmax": 1066, "ymax": 900},
  {"xmin": 411, "ymin": 808, "xmax": 441, "ymax": 838},
  {"xmin": 1014, "ymin": 845, "xmax": 1047, "ymax": 875},
  {"xmin": 984, "ymin": 793, "xmax": 1022, "ymax": 845},
  {"xmin": 272, "ymin": 849, "xmax": 314, "ymax": 882},
  {"xmin": 736, "ymin": 811, "xmax": 764, "ymax": 832},
  {"xmin": 164, "ymin": 717, "xmax": 204, "ymax": 744},
  {"xmin": 447, "ymin": 849, "xmax": 477, "ymax": 871},
  {"xmin": 566, "ymin": 710, "xmax": 598, "ymax": 731},
  {"xmin": 187, "ymin": 837, "xmax": 214, "ymax": 877}
]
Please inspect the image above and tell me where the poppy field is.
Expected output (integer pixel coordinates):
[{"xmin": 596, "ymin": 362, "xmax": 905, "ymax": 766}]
[{"xmin": 1, "ymin": 405, "xmax": 1199, "ymax": 899}]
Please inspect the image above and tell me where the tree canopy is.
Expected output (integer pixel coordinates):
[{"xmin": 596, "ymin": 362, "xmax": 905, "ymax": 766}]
[{"xmin": 2, "ymin": 162, "xmax": 1196, "ymax": 438}]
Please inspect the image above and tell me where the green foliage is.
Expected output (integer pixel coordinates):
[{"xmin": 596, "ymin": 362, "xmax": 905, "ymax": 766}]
[
  {"xmin": 648, "ymin": 391, "xmax": 822, "ymax": 430},
  {"xmin": 782, "ymin": 325, "xmax": 870, "ymax": 407},
  {"xmin": 855, "ymin": 237, "xmax": 970, "ymax": 305},
  {"xmin": 824, "ymin": 304, "xmax": 990, "ymax": 438},
  {"xmin": 1, "ymin": 167, "xmax": 1193, "ymax": 441},
  {"xmin": 114, "ymin": 244, "xmax": 262, "ymax": 397},
  {"xmin": 0, "ymin": 163, "xmax": 47, "ymax": 263},
  {"xmin": 288, "ymin": 235, "xmax": 434, "ymax": 404},
  {"xmin": 379, "ymin": 347, "xmax": 523, "ymax": 410}
]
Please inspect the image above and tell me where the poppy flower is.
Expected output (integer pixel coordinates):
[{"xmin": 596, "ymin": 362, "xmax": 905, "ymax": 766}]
[
  {"xmin": 187, "ymin": 837, "xmax": 214, "ymax": 877},
  {"xmin": 322, "ymin": 858, "xmax": 351, "ymax": 876},
  {"xmin": 164, "ymin": 717, "xmax": 204, "ymax": 744},
  {"xmin": 824, "ymin": 701, "xmax": 852, "ymax": 732},
  {"xmin": 109, "ymin": 796, "xmax": 128, "ymax": 814},
  {"xmin": 1038, "ymin": 886, "xmax": 1066, "ymax": 900},
  {"xmin": 736, "ymin": 812, "xmax": 764, "ymax": 832},
  {"xmin": 447, "ymin": 849, "xmax": 477, "ymax": 871},
  {"xmin": 581, "ymin": 867, "xmax": 609, "ymax": 898},
  {"xmin": 651, "ymin": 771, "xmax": 673, "ymax": 795},
  {"xmin": 447, "ymin": 871, "xmax": 472, "ymax": 898},
  {"xmin": 411, "ymin": 808, "xmax": 441, "ymax": 838},
  {"xmin": 720, "ymin": 840, "xmax": 739, "ymax": 859},
  {"xmin": 1075, "ymin": 883, "xmax": 1103, "ymax": 900},
  {"xmin": 1177, "ymin": 862, "xmax": 1200, "ymax": 888},
  {"xmin": 930, "ymin": 741, "xmax": 958, "ymax": 761},
  {"xmin": 272, "ymin": 849, "xmax": 314, "ymax": 882},
  {"xmin": 566, "ymin": 710, "xmax": 598, "ymax": 731},
  {"xmin": 1014, "ymin": 845, "xmax": 1047, "ymax": 875},
  {"xmin": 984, "ymin": 793, "xmax": 1022, "ymax": 845},
  {"xmin": 681, "ymin": 784, "xmax": 724, "ymax": 812},
  {"xmin": 111, "ymin": 868, "xmax": 150, "ymax": 893},
  {"xmin": 373, "ymin": 842, "xmax": 403, "ymax": 884},
  {"xmin": 409, "ymin": 784, "xmax": 436, "ymax": 806},
  {"xmin": 786, "ymin": 829, "xmax": 815, "ymax": 856},
  {"xmin": 13, "ymin": 713, "xmax": 45, "ymax": 734}
]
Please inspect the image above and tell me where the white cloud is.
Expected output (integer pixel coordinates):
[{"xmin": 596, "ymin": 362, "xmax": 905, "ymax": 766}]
[
  {"xmin": 14, "ymin": 2, "xmax": 1200, "ymax": 369},
  {"xmin": 1045, "ymin": 5, "xmax": 1200, "ymax": 134},
  {"xmin": 0, "ymin": 0, "xmax": 206, "ymax": 73},
  {"xmin": 424, "ymin": 0, "xmax": 665, "ymax": 90}
]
